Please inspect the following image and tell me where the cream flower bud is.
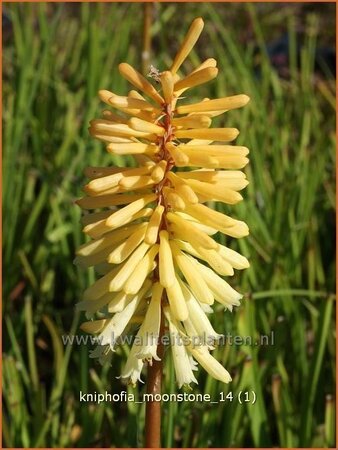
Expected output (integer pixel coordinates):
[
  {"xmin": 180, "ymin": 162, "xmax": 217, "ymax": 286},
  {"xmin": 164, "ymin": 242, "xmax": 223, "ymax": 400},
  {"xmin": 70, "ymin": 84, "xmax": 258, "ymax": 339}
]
[
  {"xmin": 165, "ymin": 308, "xmax": 198, "ymax": 388},
  {"xmin": 180, "ymin": 281, "xmax": 221, "ymax": 342},
  {"xmin": 135, "ymin": 282, "xmax": 163, "ymax": 362},
  {"xmin": 120, "ymin": 340, "xmax": 145, "ymax": 386},
  {"xmin": 188, "ymin": 345, "xmax": 232, "ymax": 383}
]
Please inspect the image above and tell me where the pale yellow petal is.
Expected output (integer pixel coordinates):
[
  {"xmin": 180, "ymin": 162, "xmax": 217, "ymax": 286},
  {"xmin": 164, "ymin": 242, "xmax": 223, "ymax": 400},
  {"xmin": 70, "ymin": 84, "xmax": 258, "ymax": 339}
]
[
  {"xmin": 83, "ymin": 208, "xmax": 152, "ymax": 239},
  {"xmin": 135, "ymin": 281, "xmax": 163, "ymax": 362},
  {"xmin": 85, "ymin": 166, "xmax": 152, "ymax": 194},
  {"xmin": 170, "ymin": 18, "xmax": 204, "ymax": 74},
  {"xmin": 180, "ymin": 280, "xmax": 220, "ymax": 339},
  {"xmin": 189, "ymin": 346, "xmax": 232, "ymax": 383},
  {"xmin": 173, "ymin": 240, "xmax": 201, "ymax": 259},
  {"xmin": 184, "ymin": 178, "xmax": 243, "ymax": 204},
  {"xmin": 128, "ymin": 89, "xmax": 147, "ymax": 101},
  {"xmin": 124, "ymin": 98, "xmax": 159, "ymax": 121},
  {"xmin": 107, "ymin": 142, "xmax": 159, "ymax": 156},
  {"xmin": 177, "ymin": 94, "xmax": 250, "ymax": 114},
  {"xmin": 165, "ymin": 277, "xmax": 189, "ymax": 321},
  {"xmin": 191, "ymin": 58, "xmax": 217, "ymax": 73},
  {"xmin": 190, "ymin": 259, "xmax": 242, "ymax": 309},
  {"xmin": 108, "ymin": 279, "xmax": 152, "ymax": 313},
  {"xmin": 167, "ymin": 143, "xmax": 217, "ymax": 168},
  {"xmin": 179, "ymin": 144, "xmax": 249, "ymax": 157},
  {"xmin": 175, "ymin": 240, "xmax": 233, "ymax": 276},
  {"xmin": 177, "ymin": 169, "xmax": 246, "ymax": 183},
  {"xmin": 175, "ymin": 128, "xmax": 239, "ymax": 141},
  {"xmin": 108, "ymin": 291, "xmax": 132, "ymax": 313},
  {"xmin": 210, "ymin": 155, "xmax": 249, "ymax": 169},
  {"xmin": 84, "ymin": 185, "xmax": 122, "ymax": 197},
  {"xmin": 166, "ymin": 142, "xmax": 189, "ymax": 166},
  {"xmin": 217, "ymin": 244, "xmax": 250, "ymax": 270},
  {"xmin": 219, "ymin": 222, "xmax": 250, "ymax": 239},
  {"xmin": 186, "ymin": 138, "xmax": 214, "ymax": 145},
  {"xmin": 175, "ymin": 211, "xmax": 218, "ymax": 235},
  {"xmin": 90, "ymin": 119, "xmax": 157, "ymax": 140},
  {"xmin": 80, "ymin": 319, "xmax": 108, "ymax": 334},
  {"xmin": 109, "ymin": 242, "xmax": 150, "ymax": 291},
  {"xmin": 174, "ymin": 184, "xmax": 199, "ymax": 204},
  {"xmin": 184, "ymin": 203, "xmax": 244, "ymax": 231},
  {"xmin": 165, "ymin": 172, "xmax": 198, "ymax": 204},
  {"xmin": 172, "ymin": 115, "xmax": 211, "ymax": 129},
  {"xmin": 91, "ymin": 133, "xmax": 134, "ymax": 144},
  {"xmin": 144, "ymin": 205, "xmax": 164, "ymax": 244},
  {"xmin": 105, "ymin": 194, "xmax": 156, "ymax": 228},
  {"xmin": 123, "ymin": 244, "xmax": 159, "ymax": 294},
  {"xmin": 75, "ymin": 246, "xmax": 116, "ymax": 268},
  {"xmin": 184, "ymin": 203, "xmax": 237, "ymax": 227},
  {"xmin": 119, "ymin": 62, "xmax": 164, "ymax": 104},
  {"xmin": 174, "ymin": 67, "xmax": 218, "ymax": 92},
  {"xmin": 186, "ymin": 153, "xmax": 218, "ymax": 168},
  {"xmin": 170, "ymin": 241, "xmax": 214, "ymax": 304},
  {"xmin": 197, "ymin": 246, "xmax": 234, "ymax": 276},
  {"xmin": 76, "ymin": 193, "xmax": 146, "ymax": 210},
  {"xmin": 81, "ymin": 209, "xmax": 116, "ymax": 226},
  {"xmin": 150, "ymin": 160, "xmax": 167, "ymax": 183},
  {"xmin": 133, "ymin": 154, "xmax": 155, "ymax": 167},
  {"xmin": 160, "ymin": 71, "xmax": 174, "ymax": 104},
  {"xmin": 212, "ymin": 178, "xmax": 249, "ymax": 191},
  {"xmin": 84, "ymin": 166, "xmax": 130, "ymax": 179},
  {"xmin": 98, "ymin": 293, "xmax": 146, "ymax": 347},
  {"xmin": 164, "ymin": 188, "xmax": 186, "ymax": 210},
  {"xmin": 159, "ymin": 230, "xmax": 176, "ymax": 288},
  {"xmin": 120, "ymin": 341, "xmax": 144, "ymax": 385},
  {"xmin": 108, "ymin": 94, "xmax": 161, "ymax": 113},
  {"xmin": 118, "ymin": 175, "xmax": 155, "ymax": 190},
  {"xmin": 98, "ymin": 89, "xmax": 116, "ymax": 104},
  {"xmin": 126, "ymin": 91, "xmax": 159, "ymax": 120},
  {"xmin": 107, "ymin": 223, "xmax": 147, "ymax": 264},
  {"xmin": 76, "ymin": 292, "xmax": 115, "ymax": 315},
  {"xmin": 83, "ymin": 266, "xmax": 120, "ymax": 301},
  {"xmin": 128, "ymin": 117, "xmax": 165, "ymax": 135},
  {"xmin": 165, "ymin": 307, "xmax": 198, "ymax": 387},
  {"xmin": 167, "ymin": 212, "xmax": 217, "ymax": 250},
  {"xmin": 101, "ymin": 109, "xmax": 128, "ymax": 123}
]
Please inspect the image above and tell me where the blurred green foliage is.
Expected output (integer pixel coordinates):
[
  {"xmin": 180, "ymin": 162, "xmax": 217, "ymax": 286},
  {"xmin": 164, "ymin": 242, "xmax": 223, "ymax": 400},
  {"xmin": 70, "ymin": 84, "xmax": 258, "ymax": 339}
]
[{"xmin": 3, "ymin": 2, "xmax": 336, "ymax": 448}]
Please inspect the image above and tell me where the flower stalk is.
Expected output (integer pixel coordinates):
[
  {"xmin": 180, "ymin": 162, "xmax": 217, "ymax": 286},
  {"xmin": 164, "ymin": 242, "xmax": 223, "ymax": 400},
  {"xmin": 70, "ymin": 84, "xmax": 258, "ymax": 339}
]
[{"xmin": 145, "ymin": 307, "xmax": 165, "ymax": 448}]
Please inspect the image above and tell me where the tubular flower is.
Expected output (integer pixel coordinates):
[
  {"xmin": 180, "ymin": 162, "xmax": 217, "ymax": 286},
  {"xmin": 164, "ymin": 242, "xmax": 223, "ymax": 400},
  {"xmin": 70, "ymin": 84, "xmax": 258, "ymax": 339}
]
[{"xmin": 76, "ymin": 17, "xmax": 250, "ymax": 387}]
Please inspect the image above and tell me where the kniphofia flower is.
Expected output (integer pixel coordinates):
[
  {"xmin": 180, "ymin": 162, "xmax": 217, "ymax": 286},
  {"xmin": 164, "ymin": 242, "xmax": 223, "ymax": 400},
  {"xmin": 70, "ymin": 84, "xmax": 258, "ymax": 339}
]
[{"xmin": 76, "ymin": 17, "xmax": 250, "ymax": 387}]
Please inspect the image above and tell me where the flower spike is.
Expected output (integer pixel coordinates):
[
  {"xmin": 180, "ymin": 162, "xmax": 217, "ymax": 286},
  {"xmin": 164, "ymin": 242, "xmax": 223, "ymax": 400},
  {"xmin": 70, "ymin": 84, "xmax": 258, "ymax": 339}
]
[{"xmin": 76, "ymin": 17, "xmax": 250, "ymax": 388}]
